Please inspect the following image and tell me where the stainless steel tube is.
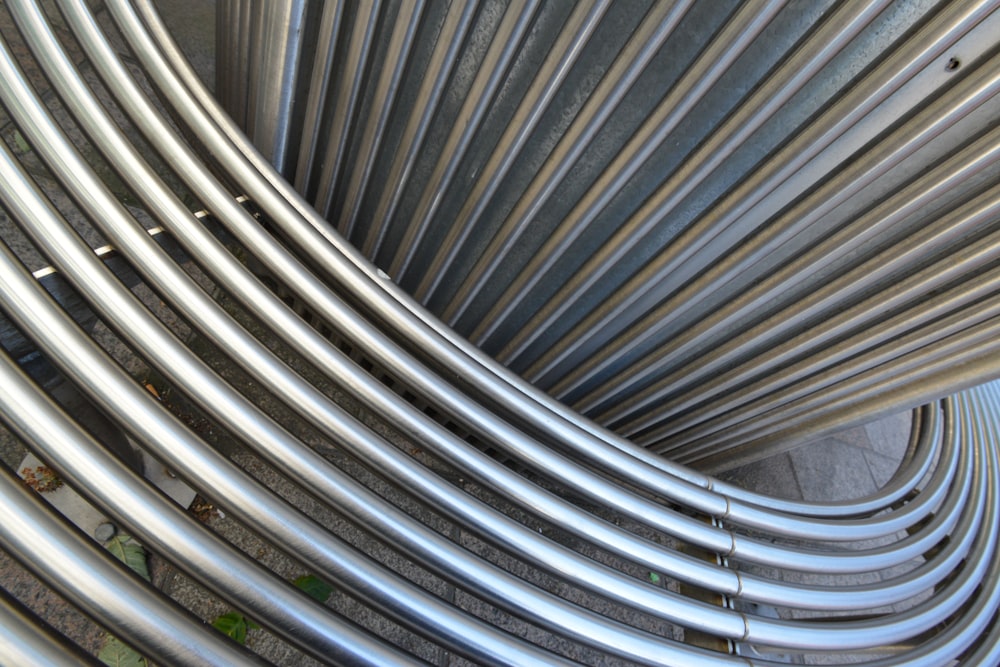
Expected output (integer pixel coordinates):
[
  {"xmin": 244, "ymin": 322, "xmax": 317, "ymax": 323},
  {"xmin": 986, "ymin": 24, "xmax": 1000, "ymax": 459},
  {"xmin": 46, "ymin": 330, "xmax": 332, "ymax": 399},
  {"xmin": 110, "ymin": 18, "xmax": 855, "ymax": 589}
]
[{"xmin": 0, "ymin": 1, "xmax": 998, "ymax": 664}]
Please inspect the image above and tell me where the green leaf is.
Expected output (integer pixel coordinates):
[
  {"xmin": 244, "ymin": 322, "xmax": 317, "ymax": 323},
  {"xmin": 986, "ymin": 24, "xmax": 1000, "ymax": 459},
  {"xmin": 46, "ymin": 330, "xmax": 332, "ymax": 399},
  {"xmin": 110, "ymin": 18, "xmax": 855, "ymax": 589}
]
[
  {"xmin": 648, "ymin": 571, "xmax": 661, "ymax": 585},
  {"xmin": 104, "ymin": 535, "xmax": 150, "ymax": 582},
  {"xmin": 97, "ymin": 636, "xmax": 146, "ymax": 667},
  {"xmin": 292, "ymin": 574, "xmax": 333, "ymax": 603},
  {"xmin": 12, "ymin": 130, "xmax": 30, "ymax": 153},
  {"xmin": 212, "ymin": 611, "xmax": 254, "ymax": 644}
]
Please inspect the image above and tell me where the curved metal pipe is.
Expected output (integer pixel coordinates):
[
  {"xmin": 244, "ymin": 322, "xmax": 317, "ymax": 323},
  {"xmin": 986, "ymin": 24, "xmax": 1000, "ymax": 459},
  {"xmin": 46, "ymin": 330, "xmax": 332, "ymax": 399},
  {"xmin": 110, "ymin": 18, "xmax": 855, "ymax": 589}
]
[
  {"xmin": 0, "ymin": 588, "xmax": 104, "ymax": 667},
  {"xmin": 21, "ymin": 1, "xmax": 959, "ymax": 597},
  {"xmin": 1, "ymin": 0, "xmax": 997, "ymax": 662},
  {"xmin": 0, "ymin": 364, "xmax": 272, "ymax": 667},
  {"xmin": 0, "ymin": 11, "xmax": 880, "ymax": 648},
  {"xmin": 123, "ymin": 0, "xmax": 966, "ymax": 531},
  {"xmin": 103, "ymin": 0, "xmax": 951, "ymax": 547},
  {"xmin": 533, "ymin": 0, "xmax": 1000, "ymax": 399}
]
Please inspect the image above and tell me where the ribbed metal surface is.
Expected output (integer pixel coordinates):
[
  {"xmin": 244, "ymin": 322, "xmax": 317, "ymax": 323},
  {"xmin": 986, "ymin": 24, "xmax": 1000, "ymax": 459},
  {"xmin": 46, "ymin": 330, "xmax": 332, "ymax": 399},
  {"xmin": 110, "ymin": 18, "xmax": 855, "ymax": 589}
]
[
  {"xmin": 219, "ymin": 0, "xmax": 1000, "ymax": 465},
  {"xmin": 0, "ymin": 1, "xmax": 998, "ymax": 664}
]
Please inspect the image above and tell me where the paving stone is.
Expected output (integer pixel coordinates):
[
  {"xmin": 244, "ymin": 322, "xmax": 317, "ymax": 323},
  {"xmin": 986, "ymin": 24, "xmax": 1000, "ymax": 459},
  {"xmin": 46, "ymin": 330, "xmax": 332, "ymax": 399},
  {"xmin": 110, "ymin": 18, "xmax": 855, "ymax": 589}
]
[
  {"xmin": 717, "ymin": 451, "xmax": 803, "ymax": 500},
  {"xmin": 804, "ymin": 652, "xmax": 894, "ymax": 665},
  {"xmin": 830, "ymin": 424, "xmax": 873, "ymax": 450},
  {"xmin": 787, "ymin": 437, "xmax": 879, "ymax": 503},
  {"xmin": 779, "ymin": 568, "xmax": 882, "ymax": 593},
  {"xmin": 0, "ymin": 421, "xmax": 27, "ymax": 469},
  {"xmin": 861, "ymin": 447, "xmax": 904, "ymax": 489},
  {"xmin": 864, "ymin": 411, "xmax": 913, "ymax": 462},
  {"xmin": 151, "ymin": 0, "xmax": 216, "ymax": 93}
]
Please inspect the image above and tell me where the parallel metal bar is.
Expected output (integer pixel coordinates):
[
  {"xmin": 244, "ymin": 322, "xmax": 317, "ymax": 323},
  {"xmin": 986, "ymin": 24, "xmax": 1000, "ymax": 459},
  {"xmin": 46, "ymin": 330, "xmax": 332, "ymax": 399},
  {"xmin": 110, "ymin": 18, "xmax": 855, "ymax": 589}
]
[
  {"xmin": 385, "ymin": 0, "xmax": 543, "ymax": 279},
  {"xmin": 209, "ymin": 0, "xmax": 1000, "ymax": 472},
  {"xmin": 290, "ymin": 1, "xmax": 343, "ymax": 197},
  {"xmin": 336, "ymin": 0, "xmax": 426, "ymax": 241},
  {"xmin": 538, "ymin": 0, "xmax": 1000, "ymax": 403},
  {"xmin": 408, "ymin": 0, "xmax": 614, "ymax": 300},
  {"xmin": 0, "ymin": 352, "xmax": 270, "ymax": 667},
  {"xmin": 0, "ymin": 0, "xmax": 999, "ymax": 662},
  {"xmin": 359, "ymin": 0, "xmax": 480, "ymax": 256},
  {"xmin": 603, "ymin": 125, "xmax": 1000, "ymax": 436},
  {"xmin": 73, "ymin": 0, "xmax": 958, "ymax": 585},
  {"xmin": 437, "ymin": 0, "xmax": 697, "ymax": 323},
  {"xmin": 0, "ymin": 587, "xmax": 103, "ymax": 667},
  {"xmin": 467, "ymin": 0, "xmax": 791, "ymax": 351},
  {"xmin": 314, "ymin": 0, "xmax": 383, "ymax": 219},
  {"xmin": 135, "ymin": 0, "xmax": 983, "ymax": 522},
  {"xmin": 7, "ymin": 6, "xmax": 724, "ymax": 662}
]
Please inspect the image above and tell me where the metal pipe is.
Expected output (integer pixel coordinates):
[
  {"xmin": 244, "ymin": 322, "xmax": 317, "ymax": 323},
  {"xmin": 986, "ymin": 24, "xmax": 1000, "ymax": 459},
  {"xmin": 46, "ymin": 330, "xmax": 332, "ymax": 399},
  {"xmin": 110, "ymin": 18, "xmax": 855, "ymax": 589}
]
[
  {"xmin": 544, "ymin": 8, "xmax": 1000, "ymax": 406},
  {"xmin": 1, "ymin": 1, "xmax": 995, "ymax": 661},
  {"xmin": 0, "ymin": 587, "xmax": 103, "ymax": 667},
  {"xmin": 34, "ymin": 0, "xmax": 956, "ymax": 580},
  {"xmin": 0, "ymin": 355, "xmax": 272, "ymax": 666},
  {"xmin": 437, "ymin": 0, "xmax": 697, "ymax": 323},
  {"xmin": 121, "ymin": 0, "xmax": 988, "ymax": 536}
]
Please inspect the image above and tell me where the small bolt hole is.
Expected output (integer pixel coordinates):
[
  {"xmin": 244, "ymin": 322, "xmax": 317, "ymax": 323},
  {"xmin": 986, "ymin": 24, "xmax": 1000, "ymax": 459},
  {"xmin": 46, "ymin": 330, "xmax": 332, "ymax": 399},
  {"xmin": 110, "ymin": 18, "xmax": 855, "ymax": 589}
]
[{"xmin": 946, "ymin": 57, "xmax": 961, "ymax": 72}]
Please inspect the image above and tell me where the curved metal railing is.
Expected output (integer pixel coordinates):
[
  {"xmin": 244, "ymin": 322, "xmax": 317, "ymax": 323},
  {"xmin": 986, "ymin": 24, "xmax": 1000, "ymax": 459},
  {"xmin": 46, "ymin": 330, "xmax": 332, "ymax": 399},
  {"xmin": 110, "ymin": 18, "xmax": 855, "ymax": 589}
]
[
  {"xmin": 216, "ymin": 0, "xmax": 1000, "ymax": 467},
  {"xmin": 0, "ymin": 1, "xmax": 997, "ymax": 665}
]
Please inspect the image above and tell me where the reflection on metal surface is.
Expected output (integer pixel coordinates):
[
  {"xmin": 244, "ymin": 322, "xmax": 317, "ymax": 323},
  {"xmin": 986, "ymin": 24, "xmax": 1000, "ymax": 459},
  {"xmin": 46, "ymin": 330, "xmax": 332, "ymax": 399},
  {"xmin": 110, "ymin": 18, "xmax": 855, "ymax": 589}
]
[
  {"xmin": 0, "ymin": 0, "xmax": 997, "ymax": 664},
  {"xmin": 221, "ymin": 0, "xmax": 1000, "ymax": 465}
]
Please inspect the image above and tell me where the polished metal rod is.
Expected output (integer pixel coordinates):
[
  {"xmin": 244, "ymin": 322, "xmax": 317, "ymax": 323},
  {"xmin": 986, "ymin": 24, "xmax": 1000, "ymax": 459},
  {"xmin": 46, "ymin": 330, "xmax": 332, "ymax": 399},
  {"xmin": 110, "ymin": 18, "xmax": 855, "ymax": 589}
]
[{"xmin": 1, "ymin": 0, "xmax": 995, "ymax": 661}]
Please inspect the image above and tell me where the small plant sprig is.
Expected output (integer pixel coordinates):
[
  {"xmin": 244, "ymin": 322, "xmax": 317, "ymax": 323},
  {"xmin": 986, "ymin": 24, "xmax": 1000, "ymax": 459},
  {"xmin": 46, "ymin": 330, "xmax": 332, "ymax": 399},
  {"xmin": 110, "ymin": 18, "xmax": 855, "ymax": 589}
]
[
  {"xmin": 20, "ymin": 465, "xmax": 63, "ymax": 493},
  {"xmin": 211, "ymin": 611, "xmax": 260, "ymax": 644},
  {"xmin": 211, "ymin": 574, "xmax": 334, "ymax": 645},
  {"xmin": 104, "ymin": 534, "xmax": 151, "ymax": 583},
  {"xmin": 98, "ymin": 535, "xmax": 149, "ymax": 667},
  {"xmin": 12, "ymin": 129, "xmax": 30, "ymax": 153},
  {"xmin": 291, "ymin": 574, "xmax": 335, "ymax": 604},
  {"xmin": 188, "ymin": 494, "xmax": 221, "ymax": 522},
  {"xmin": 98, "ymin": 637, "xmax": 146, "ymax": 667}
]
